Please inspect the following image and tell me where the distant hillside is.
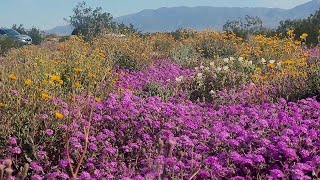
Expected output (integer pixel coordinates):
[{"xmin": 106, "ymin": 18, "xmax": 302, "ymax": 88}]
[
  {"xmin": 115, "ymin": 0, "xmax": 320, "ymax": 32},
  {"xmin": 45, "ymin": 25, "xmax": 73, "ymax": 36},
  {"xmin": 46, "ymin": 0, "xmax": 320, "ymax": 34}
]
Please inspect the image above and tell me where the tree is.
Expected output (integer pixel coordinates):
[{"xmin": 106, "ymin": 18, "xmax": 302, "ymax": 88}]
[
  {"xmin": 12, "ymin": 24, "xmax": 44, "ymax": 45},
  {"xmin": 12, "ymin": 24, "xmax": 27, "ymax": 34},
  {"xmin": 277, "ymin": 8, "xmax": 320, "ymax": 46},
  {"xmin": 66, "ymin": 1, "xmax": 115, "ymax": 40},
  {"xmin": 223, "ymin": 15, "xmax": 266, "ymax": 38},
  {"xmin": 67, "ymin": 2, "xmax": 140, "ymax": 40},
  {"xmin": 116, "ymin": 23, "xmax": 140, "ymax": 35}
]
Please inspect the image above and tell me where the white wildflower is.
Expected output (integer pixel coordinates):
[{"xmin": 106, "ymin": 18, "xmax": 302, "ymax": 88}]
[
  {"xmin": 197, "ymin": 73, "xmax": 203, "ymax": 78},
  {"xmin": 216, "ymin": 67, "xmax": 222, "ymax": 72},
  {"xmin": 261, "ymin": 58, "xmax": 266, "ymax": 64},
  {"xmin": 277, "ymin": 62, "xmax": 282, "ymax": 67},
  {"xmin": 209, "ymin": 62, "xmax": 215, "ymax": 68},
  {"xmin": 223, "ymin": 58, "xmax": 229, "ymax": 63},
  {"xmin": 238, "ymin": 57, "xmax": 244, "ymax": 62},
  {"xmin": 204, "ymin": 67, "xmax": 209, "ymax": 71},
  {"xmin": 223, "ymin": 66, "xmax": 229, "ymax": 71},
  {"xmin": 200, "ymin": 65, "xmax": 205, "ymax": 69},
  {"xmin": 195, "ymin": 67, "xmax": 199, "ymax": 71},
  {"xmin": 269, "ymin": 60, "xmax": 276, "ymax": 64},
  {"xmin": 209, "ymin": 90, "xmax": 215, "ymax": 95},
  {"xmin": 229, "ymin": 57, "xmax": 235, "ymax": 61},
  {"xmin": 175, "ymin": 76, "xmax": 183, "ymax": 82}
]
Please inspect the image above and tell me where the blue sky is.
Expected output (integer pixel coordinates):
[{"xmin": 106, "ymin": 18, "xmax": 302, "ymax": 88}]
[{"xmin": 0, "ymin": 0, "xmax": 310, "ymax": 30}]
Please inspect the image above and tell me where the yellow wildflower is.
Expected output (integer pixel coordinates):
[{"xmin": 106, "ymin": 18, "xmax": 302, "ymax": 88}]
[
  {"xmin": 294, "ymin": 41, "xmax": 301, "ymax": 45},
  {"xmin": 57, "ymin": 79, "xmax": 63, "ymax": 85},
  {"xmin": 267, "ymin": 64, "xmax": 275, "ymax": 69},
  {"xmin": 74, "ymin": 81, "xmax": 81, "ymax": 88},
  {"xmin": 50, "ymin": 75, "xmax": 61, "ymax": 82},
  {"xmin": 0, "ymin": 102, "xmax": 6, "ymax": 108},
  {"xmin": 50, "ymin": 75, "xmax": 63, "ymax": 85},
  {"xmin": 55, "ymin": 112, "xmax": 64, "ymax": 119},
  {"xmin": 73, "ymin": 68, "xmax": 82, "ymax": 73},
  {"xmin": 300, "ymin": 33, "xmax": 308, "ymax": 39},
  {"xmin": 25, "ymin": 79, "xmax": 32, "ymax": 86},
  {"xmin": 88, "ymin": 73, "xmax": 96, "ymax": 79},
  {"xmin": 8, "ymin": 74, "xmax": 17, "ymax": 80},
  {"xmin": 41, "ymin": 93, "xmax": 51, "ymax": 101},
  {"xmin": 284, "ymin": 60, "xmax": 294, "ymax": 65},
  {"xmin": 287, "ymin": 29, "xmax": 294, "ymax": 36},
  {"xmin": 255, "ymin": 67, "xmax": 262, "ymax": 71},
  {"xmin": 95, "ymin": 97, "xmax": 101, "ymax": 102}
]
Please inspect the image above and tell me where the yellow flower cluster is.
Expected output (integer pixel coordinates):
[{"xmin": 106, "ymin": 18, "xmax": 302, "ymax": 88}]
[
  {"xmin": 300, "ymin": 33, "xmax": 308, "ymax": 40},
  {"xmin": 50, "ymin": 75, "xmax": 63, "ymax": 85},
  {"xmin": 55, "ymin": 112, "xmax": 64, "ymax": 119}
]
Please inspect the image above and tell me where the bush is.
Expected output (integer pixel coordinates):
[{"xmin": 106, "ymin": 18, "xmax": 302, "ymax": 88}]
[
  {"xmin": 0, "ymin": 36, "xmax": 24, "ymax": 55},
  {"xmin": 179, "ymin": 56, "xmax": 255, "ymax": 102},
  {"xmin": 0, "ymin": 36, "xmax": 116, "ymax": 169},
  {"xmin": 147, "ymin": 33, "xmax": 177, "ymax": 58},
  {"xmin": 239, "ymin": 34, "xmax": 303, "ymax": 62},
  {"xmin": 92, "ymin": 34, "xmax": 153, "ymax": 71},
  {"xmin": 252, "ymin": 57, "xmax": 320, "ymax": 102},
  {"xmin": 192, "ymin": 31, "xmax": 241, "ymax": 59},
  {"xmin": 12, "ymin": 24, "xmax": 44, "ymax": 45},
  {"xmin": 141, "ymin": 82, "xmax": 175, "ymax": 101},
  {"xmin": 170, "ymin": 43, "xmax": 201, "ymax": 67}
]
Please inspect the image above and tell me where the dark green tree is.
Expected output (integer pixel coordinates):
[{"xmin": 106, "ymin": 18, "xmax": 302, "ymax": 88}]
[
  {"xmin": 277, "ymin": 8, "xmax": 320, "ymax": 46},
  {"xmin": 223, "ymin": 15, "xmax": 269, "ymax": 38},
  {"xmin": 119, "ymin": 23, "xmax": 140, "ymax": 34},
  {"xmin": 66, "ymin": 1, "xmax": 140, "ymax": 40},
  {"xmin": 66, "ymin": 1, "xmax": 116, "ymax": 40}
]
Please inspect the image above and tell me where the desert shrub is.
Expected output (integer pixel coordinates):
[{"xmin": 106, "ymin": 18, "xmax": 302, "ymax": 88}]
[
  {"xmin": 170, "ymin": 43, "xmax": 201, "ymax": 67},
  {"xmin": 147, "ymin": 33, "xmax": 177, "ymax": 58},
  {"xmin": 92, "ymin": 34, "xmax": 153, "ymax": 71},
  {"xmin": 191, "ymin": 30, "xmax": 241, "ymax": 59},
  {"xmin": 170, "ymin": 28, "xmax": 197, "ymax": 41},
  {"xmin": 0, "ymin": 36, "xmax": 24, "ymax": 55},
  {"xmin": 0, "ymin": 36, "xmax": 116, "ymax": 169},
  {"xmin": 251, "ymin": 56, "xmax": 320, "ymax": 102},
  {"xmin": 239, "ymin": 34, "xmax": 303, "ymax": 62},
  {"xmin": 179, "ymin": 57, "xmax": 255, "ymax": 102},
  {"xmin": 141, "ymin": 82, "xmax": 175, "ymax": 101},
  {"xmin": 277, "ymin": 8, "xmax": 320, "ymax": 46},
  {"xmin": 66, "ymin": 1, "xmax": 115, "ymax": 41}
]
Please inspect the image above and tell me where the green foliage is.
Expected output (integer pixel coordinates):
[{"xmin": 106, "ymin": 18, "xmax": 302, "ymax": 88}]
[
  {"xmin": 142, "ymin": 82, "xmax": 175, "ymax": 101},
  {"xmin": 277, "ymin": 8, "xmax": 320, "ymax": 46},
  {"xmin": 223, "ymin": 15, "xmax": 270, "ymax": 38},
  {"xmin": 116, "ymin": 23, "xmax": 140, "ymax": 35},
  {"xmin": 66, "ymin": 1, "xmax": 139, "ymax": 41},
  {"xmin": 12, "ymin": 24, "xmax": 44, "ymax": 45},
  {"xmin": 66, "ymin": 1, "xmax": 115, "ymax": 40},
  {"xmin": 169, "ymin": 28, "xmax": 197, "ymax": 40},
  {"xmin": 0, "ymin": 36, "xmax": 24, "ymax": 55},
  {"xmin": 170, "ymin": 44, "xmax": 200, "ymax": 67},
  {"xmin": 180, "ymin": 58, "xmax": 255, "ymax": 103}
]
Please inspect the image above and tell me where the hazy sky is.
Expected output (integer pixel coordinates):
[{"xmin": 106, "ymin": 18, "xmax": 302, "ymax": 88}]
[{"xmin": 0, "ymin": 0, "xmax": 311, "ymax": 30}]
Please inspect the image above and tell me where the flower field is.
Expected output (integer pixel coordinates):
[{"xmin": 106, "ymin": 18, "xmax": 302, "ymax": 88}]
[{"xmin": 0, "ymin": 31, "xmax": 319, "ymax": 179}]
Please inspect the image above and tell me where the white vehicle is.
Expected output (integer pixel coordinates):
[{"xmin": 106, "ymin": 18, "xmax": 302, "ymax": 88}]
[{"xmin": 0, "ymin": 28, "xmax": 32, "ymax": 44}]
